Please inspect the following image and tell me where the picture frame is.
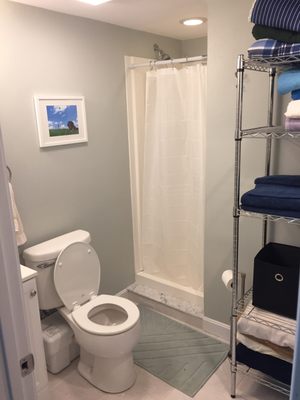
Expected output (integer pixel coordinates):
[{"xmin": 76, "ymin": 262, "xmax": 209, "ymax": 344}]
[{"xmin": 34, "ymin": 96, "xmax": 88, "ymax": 147}]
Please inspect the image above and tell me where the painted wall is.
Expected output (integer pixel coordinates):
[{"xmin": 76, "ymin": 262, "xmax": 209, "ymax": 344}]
[
  {"xmin": 204, "ymin": 0, "xmax": 272, "ymax": 323},
  {"xmin": 181, "ymin": 37, "xmax": 207, "ymax": 58},
  {"xmin": 0, "ymin": 1, "xmax": 181, "ymax": 295}
]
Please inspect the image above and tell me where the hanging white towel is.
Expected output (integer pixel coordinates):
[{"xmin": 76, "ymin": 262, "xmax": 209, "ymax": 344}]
[{"xmin": 8, "ymin": 182, "xmax": 27, "ymax": 246}]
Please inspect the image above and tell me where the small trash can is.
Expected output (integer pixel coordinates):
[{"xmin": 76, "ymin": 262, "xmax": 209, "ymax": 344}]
[
  {"xmin": 41, "ymin": 312, "xmax": 80, "ymax": 374},
  {"xmin": 253, "ymin": 242, "xmax": 300, "ymax": 319}
]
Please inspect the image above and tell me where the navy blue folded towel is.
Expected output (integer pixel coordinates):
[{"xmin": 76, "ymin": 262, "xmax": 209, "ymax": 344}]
[
  {"xmin": 236, "ymin": 343, "xmax": 292, "ymax": 385},
  {"xmin": 250, "ymin": 0, "xmax": 300, "ymax": 34},
  {"xmin": 255, "ymin": 175, "xmax": 300, "ymax": 187},
  {"xmin": 241, "ymin": 175, "xmax": 300, "ymax": 218}
]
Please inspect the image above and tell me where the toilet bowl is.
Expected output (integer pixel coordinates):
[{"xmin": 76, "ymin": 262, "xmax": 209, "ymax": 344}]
[{"xmin": 23, "ymin": 230, "xmax": 140, "ymax": 393}]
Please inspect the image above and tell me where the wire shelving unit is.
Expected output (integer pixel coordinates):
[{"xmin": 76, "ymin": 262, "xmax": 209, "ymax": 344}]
[
  {"xmin": 236, "ymin": 288, "xmax": 296, "ymax": 335},
  {"xmin": 239, "ymin": 209, "xmax": 300, "ymax": 225},
  {"xmin": 242, "ymin": 126, "xmax": 300, "ymax": 139},
  {"xmin": 230, "ymin": 53, "xmax": 300, "ymax": 398}
]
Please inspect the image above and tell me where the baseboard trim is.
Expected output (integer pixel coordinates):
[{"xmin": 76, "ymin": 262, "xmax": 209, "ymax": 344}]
[
  {"xmin": 117, "ymin": 286, "xmax": 230, "ymax": 343},
  {"xmin": 202, "ymin": 316, "xmax": 230, "ymax": 344},
  {"xmin": 115, "ymin": 288, "xmax": 129, "ymax": 297}
]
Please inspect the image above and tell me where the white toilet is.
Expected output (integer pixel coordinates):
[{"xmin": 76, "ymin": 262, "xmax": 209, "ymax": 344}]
[{"xmin": 23, "ymin": 230, "xmax": 141, "ymax": 393}]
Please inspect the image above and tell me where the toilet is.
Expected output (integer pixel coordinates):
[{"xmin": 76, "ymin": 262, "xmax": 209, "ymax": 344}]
[{"xmin": 23, "ymin": 230, "xmax": 141, "ymax": 393}]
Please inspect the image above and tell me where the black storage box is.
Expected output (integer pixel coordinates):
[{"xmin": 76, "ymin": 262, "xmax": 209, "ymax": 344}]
[{"xmin": 253, "ymin": 242, "xmax": 300, "ymax": 319}]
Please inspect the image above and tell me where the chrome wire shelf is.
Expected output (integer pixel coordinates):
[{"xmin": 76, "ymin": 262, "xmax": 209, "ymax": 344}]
[
  {"xmin": 235, "ymin": 364, "xmax": 290, "ymax": 396},
  {"xmin": 244, "ymin": 61, "xmax": 269, "ymax": 72},
  {"xmin": 239, "ymin": 209, "xmax": 300, "ymax": 225},
  {"xmin": 245, "ymin": 54, "xmax": 300, "ymax": 70},
  {"xmin": 242, "ymin": 126, "xmax": 300, "ymax": 139},
  {"xmin": 236, "ymin": 288, "xmax": 296, "ymax": 335}
]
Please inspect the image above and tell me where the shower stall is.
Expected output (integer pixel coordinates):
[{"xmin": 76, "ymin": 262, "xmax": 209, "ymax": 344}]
[{"xmin": 125, "ymin": 55, "xmax": 207, "ymax": 313}]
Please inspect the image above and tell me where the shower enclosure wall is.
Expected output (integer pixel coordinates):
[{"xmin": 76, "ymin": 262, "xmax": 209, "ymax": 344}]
[{"xmin": 125, "ymin": 56, "xmax": 206, "ymax": 312}]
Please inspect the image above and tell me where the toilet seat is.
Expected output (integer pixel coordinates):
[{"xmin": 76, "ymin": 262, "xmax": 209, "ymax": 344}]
[
  {"xmin": 53, "ymin": 242, "xmax": 140, "ymax": 336},
  {"xmin": 54, "ymin": 242, "xmax": 101, "ymax": 311},
  {"xmin": 72, "ymin": 295, "xmax": 140, "ymax": 335}
]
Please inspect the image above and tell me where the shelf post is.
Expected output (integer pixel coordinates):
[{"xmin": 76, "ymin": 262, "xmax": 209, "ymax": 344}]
[
  {"xmin": 290, "ymin": 273, "xmax": 300, "ymax": 400},
  {"xmin": 230, "ymin": 54, "xmax": 245, "ymax": 399},
  {"xmin": 262, "ymin": 67, "xmax": 276, "ymax": 245}
]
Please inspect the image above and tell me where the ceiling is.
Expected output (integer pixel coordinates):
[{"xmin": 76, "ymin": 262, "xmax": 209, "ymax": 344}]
[{"xmin": 10, "ymin": 0, "xmax": 207, "ymax": 40}]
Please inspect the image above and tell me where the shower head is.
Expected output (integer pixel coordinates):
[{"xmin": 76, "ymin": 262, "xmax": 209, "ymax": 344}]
[{"xmin": 153, "ymin": 43, "xmax": 171, "ymax": 61}]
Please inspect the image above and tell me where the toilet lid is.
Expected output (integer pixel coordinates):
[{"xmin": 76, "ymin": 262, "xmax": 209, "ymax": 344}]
[{"xmin": 54, "ymin": 242, "xmax": 100, "ymax": 311}]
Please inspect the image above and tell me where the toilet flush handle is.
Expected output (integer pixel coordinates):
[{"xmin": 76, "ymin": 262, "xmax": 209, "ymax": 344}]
[{"xmin": 36, "ymin": 260, "xmax": 55, "ymax": 269}]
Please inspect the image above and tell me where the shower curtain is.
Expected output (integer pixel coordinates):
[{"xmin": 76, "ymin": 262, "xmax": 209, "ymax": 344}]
[{"xmin": 141, "ymin": 63, "xmax": 207, "ymax": 291}]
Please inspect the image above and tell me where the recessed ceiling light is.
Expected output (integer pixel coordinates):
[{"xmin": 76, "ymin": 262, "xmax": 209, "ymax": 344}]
[
  {"xmin": 180, "ymin": 17, "xmax": 206, "ymax": 26},
  {"xmin": 77, "ymin": 0, "xmax": 112, "ymax": 5}
]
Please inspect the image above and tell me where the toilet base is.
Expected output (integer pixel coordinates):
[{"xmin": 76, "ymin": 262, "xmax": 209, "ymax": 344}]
[{"xmin": 77, "ymin": 348, "xmax": 137, "ymax": 393}]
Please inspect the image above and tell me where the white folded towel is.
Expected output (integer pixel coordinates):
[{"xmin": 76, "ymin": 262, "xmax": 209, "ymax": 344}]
[
  {"xmin": 285, "ymin": 100, "xmax": 300, "ymax": 119},
  {"xmin": 8, "ymin": 182, "xmax": 27, "ymax": 246},
  {"xmin": 237, "ymin": 302, "xmax": 296, "ymax": 349},
  {"xmin": 237, "ymin": 332, "xmax": 293, "ymax": 363}
]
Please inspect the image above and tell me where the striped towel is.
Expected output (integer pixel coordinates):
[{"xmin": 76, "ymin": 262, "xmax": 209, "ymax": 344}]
[
  {"xmin": 237, "ymin": 302, "xmax": 296, "ymax": 349},
  {"xmin": 248, "ymin": 39, "xmax": 300, "ymax": 59},
  {"xmin": 250, "ymin": 0, "xmax": 300, "ymax": 33}
]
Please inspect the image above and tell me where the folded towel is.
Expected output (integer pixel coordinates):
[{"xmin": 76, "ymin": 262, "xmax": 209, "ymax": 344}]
[
  {"xmin": 248, "ymin": 39, "xmax": 300, "ymax": 60},
  {"xmin": 253, "ymin": 24, "xmax": 300, "ymax": 44},
  {"xmin": 237, "ymin": 332, "xmax": 293, "ymax": 363},
  {"xmin": 242, "ymin": 175, "xmax": 300, "ymax": 218},
  {"xmin": 285, "ymin": 117, "xmax": 300, "ymax": 131},
  {"xmin": 292, "ymin": 89, "xmax": 300, "ymax": 100},
  {"xmin": 237, "ymin": 302, "xmax": 296, "ymax": 349},
  {"xmin": 255, "ymin": 175, "xmax": 300, "ymax": 186},
  {"xmin": 285, "ymin": 100, "xmax": 300, "ymax": 118},
  {"xmin": 278, "ymin": 70, "xmax": 300, "ymax": 95},
  {"xmin": 8, "ymin": 182, "xmax": 27, "ymax": 246},
  {"xmin": 236, "ymin": 343, "xmax": 292, "ymax": 385},
  {"xmin": 241, "ymin": 184, "xmax": 300, "ymax": 212},
  {"xmin": 250, "ymin": 0, "xmax": 300, "ymax": 33}
]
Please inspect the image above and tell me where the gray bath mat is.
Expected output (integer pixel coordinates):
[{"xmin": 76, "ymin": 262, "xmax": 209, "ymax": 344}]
[{"xmin": 133, "ymin": 306, "xmax": 229, "ymax": 397}]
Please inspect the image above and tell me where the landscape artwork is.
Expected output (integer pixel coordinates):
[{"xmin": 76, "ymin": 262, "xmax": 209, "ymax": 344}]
[
  {"xmin": 46, "ymin": 105, "xmax": 79, "ymax": 137},
  {"xmin": 35, "ymin": 96, "xmax": 88, "ymax": 147}
]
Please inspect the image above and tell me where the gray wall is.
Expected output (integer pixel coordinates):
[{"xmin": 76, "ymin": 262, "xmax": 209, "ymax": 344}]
[
  {"xmin": 181, "ymin": 37, "xmax": 207, "ymax": 57},
  {"xmin": 0, "ymin": 1, "xmax": 181, "ymax": 295},
  {"xmin": 204, "ymin": 0, "xmax": 272, "ymax": 324}
]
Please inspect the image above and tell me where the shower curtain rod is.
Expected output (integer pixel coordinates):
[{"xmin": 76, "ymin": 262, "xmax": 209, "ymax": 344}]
[{"xmin": 128, "ymin": 55, "xmax": 207, "ymax": 69}]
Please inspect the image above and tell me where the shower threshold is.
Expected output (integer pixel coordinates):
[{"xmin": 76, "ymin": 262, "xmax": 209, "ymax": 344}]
[{"xmin": 128, "ymin": 272, "xmax": 204, "ymax": 318}]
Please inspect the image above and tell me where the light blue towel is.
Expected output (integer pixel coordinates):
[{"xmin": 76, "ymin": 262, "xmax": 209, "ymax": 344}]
[{"xmin": 278, "ymin": 70, "xmax": 300, "ymax": 95}]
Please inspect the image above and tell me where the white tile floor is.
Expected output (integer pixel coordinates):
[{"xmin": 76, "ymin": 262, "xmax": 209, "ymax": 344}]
[{"xmin": 39, "ymin": 358, "xmax": 288, "ymax": 400}]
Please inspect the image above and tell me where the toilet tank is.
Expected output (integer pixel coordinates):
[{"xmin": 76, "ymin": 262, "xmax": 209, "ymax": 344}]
[{"xmin": 23, "ymin": 230, "xmax": 91, "ymax": 310}]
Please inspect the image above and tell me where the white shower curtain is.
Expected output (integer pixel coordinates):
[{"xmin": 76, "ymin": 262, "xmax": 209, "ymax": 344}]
[{"xmin": 141, "ymin": 63, "xmax": 207, "ymax": 291}]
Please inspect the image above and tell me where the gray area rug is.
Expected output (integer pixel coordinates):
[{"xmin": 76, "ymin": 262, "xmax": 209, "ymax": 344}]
[{"xmin": 133, "ymin": 306, "xmax": 229, "ymax": 397}]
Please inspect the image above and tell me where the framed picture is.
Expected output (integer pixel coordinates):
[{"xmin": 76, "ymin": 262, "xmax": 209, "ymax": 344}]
[{"xmin": 34, "ymin": 96, "xmax": 88, "ymax": 147}]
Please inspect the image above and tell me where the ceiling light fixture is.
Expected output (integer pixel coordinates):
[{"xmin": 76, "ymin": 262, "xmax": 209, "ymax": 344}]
[
  {"xmin": 78, "ymin": 0, "xmax": 112, "ymax": 5},
  {"xmin": 180, "ymin": 17, "xmax": 206, "ymax": 26}
]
